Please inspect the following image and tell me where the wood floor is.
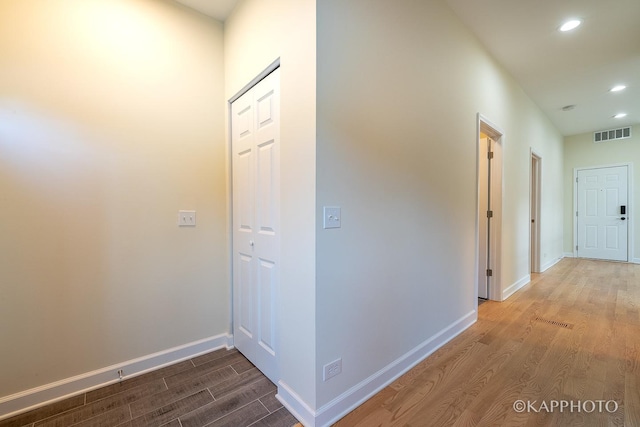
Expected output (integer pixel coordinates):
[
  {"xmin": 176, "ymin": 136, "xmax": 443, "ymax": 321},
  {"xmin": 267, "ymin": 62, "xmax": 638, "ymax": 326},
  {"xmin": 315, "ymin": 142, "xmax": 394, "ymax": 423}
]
[
  {"xmin": 0, "ymin": 348, "xmax": 298, "ymax": 427},
  {"xmin": 334, "ymin": 258, "xmax": 640, "ymax": 426},
  {"xmin": 3, "ymin": 258, "xmax": 638, "ymax": 427}
]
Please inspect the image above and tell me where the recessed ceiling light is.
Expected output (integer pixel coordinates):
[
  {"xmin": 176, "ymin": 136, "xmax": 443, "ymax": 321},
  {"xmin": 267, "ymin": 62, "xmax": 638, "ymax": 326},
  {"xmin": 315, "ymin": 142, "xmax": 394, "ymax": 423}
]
[
  {"xmin": 560, "ymin": 19, "xmax": 581, "ymax": 32},
  {"xmin": 613, "ymin": 113, "xmax": 627, "ymax": 119},
  {"xmin": 610, "ymin": 85, "xmax": 626, "ymax": 92}
]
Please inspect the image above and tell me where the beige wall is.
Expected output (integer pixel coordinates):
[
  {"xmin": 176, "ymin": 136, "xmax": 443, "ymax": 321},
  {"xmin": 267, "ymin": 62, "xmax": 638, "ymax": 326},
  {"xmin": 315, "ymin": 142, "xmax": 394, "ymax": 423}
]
[
  {"xmin": 0, "ymin": 0, "xmax": 227, "ymax": 397},
  {"xmin": 0, "ymin": 0, "xmax": 572, "ymax": 420},
  {"xmin": 564, "ymin": 125, "xmax": 639, "ymax": 260},
  {"xmin": 316, "ymin": 0, "xmax": 564, "ymax": 408},
  {"xmin": 224, "ymin": 0, "xmax": 318, "ymax": 407}
]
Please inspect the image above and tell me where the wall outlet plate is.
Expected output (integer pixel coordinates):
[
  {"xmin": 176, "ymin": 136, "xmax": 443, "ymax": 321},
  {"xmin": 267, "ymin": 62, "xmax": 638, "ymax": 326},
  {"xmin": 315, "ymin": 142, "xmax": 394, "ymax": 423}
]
[{"xmin": 323, "ymin": 358, "xmax": 342, "ymax": 381}]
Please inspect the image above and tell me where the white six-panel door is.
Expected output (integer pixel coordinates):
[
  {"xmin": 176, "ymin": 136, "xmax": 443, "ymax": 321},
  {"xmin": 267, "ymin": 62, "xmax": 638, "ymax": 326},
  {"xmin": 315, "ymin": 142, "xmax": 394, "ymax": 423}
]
[
  {"xmin": 231, "ymin": 68, "xmax": 280, "ymax": 383},
  {"xmin": 576, "ymin": 165, "xmax": 628, "ymax": 261}
]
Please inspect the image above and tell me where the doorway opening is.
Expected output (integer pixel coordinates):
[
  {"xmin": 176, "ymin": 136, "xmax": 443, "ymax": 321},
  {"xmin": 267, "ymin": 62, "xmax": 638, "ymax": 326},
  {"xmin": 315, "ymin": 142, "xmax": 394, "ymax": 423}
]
[
  {"xmin": 530, "ymin": 151, "xmax": 541, "ymax": 273},
  {"xmin": 477, "ymin": 115, "xmax": 503, "ymax": 302}
]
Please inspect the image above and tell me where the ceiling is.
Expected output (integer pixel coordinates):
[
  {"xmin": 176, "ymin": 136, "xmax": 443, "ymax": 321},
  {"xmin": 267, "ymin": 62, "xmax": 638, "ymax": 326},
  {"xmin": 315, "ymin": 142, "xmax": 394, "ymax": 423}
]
[
  {"xmin": 446, "ymin": 0, "xmax": 640, "ymax": 136},
  {"xmin": 174, "ymin": 0, "xmax": 237, "ymax": 21},
  {"xmin": 175, "ymin": 0, "xmax": 640, "ymax": 137}
]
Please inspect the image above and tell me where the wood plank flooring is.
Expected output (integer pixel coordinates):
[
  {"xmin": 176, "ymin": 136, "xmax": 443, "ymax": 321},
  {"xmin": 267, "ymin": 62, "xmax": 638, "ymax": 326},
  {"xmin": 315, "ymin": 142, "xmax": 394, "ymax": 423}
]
[
  {"xmin": 334, "ymin": 258, "xmax": 640, "ymax": 426},
  {"xmin": 3, "ymin": 258, "xmax": 639, "ymax": 426},
  {"xmin": 0, "ymin": 349, "xmax": 299, "ymax": 427}
]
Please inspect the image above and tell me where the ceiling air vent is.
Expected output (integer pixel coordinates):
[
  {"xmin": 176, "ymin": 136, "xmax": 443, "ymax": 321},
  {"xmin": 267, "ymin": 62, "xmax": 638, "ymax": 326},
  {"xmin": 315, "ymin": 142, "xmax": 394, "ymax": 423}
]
[{"xmin": 594, "ymin": 126, "xmax": 632, "ymax": 143}]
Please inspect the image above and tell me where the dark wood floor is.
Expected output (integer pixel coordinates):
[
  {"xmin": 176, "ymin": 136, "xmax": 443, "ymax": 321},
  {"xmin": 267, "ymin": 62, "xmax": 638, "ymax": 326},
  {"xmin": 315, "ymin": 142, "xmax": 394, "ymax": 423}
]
[
  {"xmin": 0, "ymin": 348, "xmax": 298, "ymax": 427},
  {"xmin": 334, "ymin": 258, "xmax": 640, "ymax": 426}
]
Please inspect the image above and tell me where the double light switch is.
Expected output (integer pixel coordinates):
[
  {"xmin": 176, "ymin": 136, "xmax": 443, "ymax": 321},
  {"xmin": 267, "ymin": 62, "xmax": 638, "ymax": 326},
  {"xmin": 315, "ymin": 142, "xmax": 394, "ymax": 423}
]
[{"xmin": 178, "ymin": 210, "xmax": 196, "ymax": 226}]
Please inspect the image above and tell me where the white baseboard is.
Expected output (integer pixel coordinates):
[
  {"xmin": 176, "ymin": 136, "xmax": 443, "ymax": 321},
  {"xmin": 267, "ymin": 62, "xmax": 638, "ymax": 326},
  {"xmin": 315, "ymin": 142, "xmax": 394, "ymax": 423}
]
[
  {"xmin": 502, "ymin": 274, "xmax": 531, "ymax": 300},
  {"xmin": 562, "ymin": 253, "xmax": 639, "ymax": 264},
  {"xmin": 276, "ymin": 382, "xmax": 317, "ymax": 427},
  {"xmin": 0, "ymin": 333, "xmax": 233, "ymax": 421},
  {"xmin": 277, "ymin": 310, "xmax": 477, "ymax": 427},
  {"xmin": 540, "ymin": 256, "xmax": 563, "ymax": 272}
]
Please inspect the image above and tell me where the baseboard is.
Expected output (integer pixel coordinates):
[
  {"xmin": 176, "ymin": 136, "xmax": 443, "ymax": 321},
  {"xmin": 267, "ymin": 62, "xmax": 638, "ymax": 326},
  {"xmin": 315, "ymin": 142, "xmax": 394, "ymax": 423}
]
[
  {"xmin": 562, "ymin": 253, "xmax": 638, "ymax": 264},
  {"xmin": 277, "ymin": 310, "xmax": 477, "ymax": 427},
  {"xmin": 0, "ymin": 333, "xmax": 233, "ymax": 421},
  {"xmin": 540, "ymin": 256, "xmax": 563, "ymax": 272},
  {"xmin": 276, "ymin": 382, "xmax": 317, "ymax": 427},
  {"xmin": 502, "ymin": 274, "xmax": 531, "ymax": 300}
]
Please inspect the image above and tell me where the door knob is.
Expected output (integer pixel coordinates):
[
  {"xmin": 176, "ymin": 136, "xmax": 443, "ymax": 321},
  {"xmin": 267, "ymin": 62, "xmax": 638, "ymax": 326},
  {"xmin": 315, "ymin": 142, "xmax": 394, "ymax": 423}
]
[{"xmin": 621, "ymin": 217, "xmax": 626, "ymax": 221}]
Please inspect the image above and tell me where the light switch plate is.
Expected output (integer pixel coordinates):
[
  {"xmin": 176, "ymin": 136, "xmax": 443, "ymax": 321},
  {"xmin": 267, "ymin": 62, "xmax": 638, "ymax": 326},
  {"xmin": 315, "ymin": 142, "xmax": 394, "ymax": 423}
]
[
  {"xmin": 323, "ymin": 206, "xmax": 341, "ymax": 229},
  {"xmin": 178, "ymin": 210, "xmax": 196, "ymax": 227}
]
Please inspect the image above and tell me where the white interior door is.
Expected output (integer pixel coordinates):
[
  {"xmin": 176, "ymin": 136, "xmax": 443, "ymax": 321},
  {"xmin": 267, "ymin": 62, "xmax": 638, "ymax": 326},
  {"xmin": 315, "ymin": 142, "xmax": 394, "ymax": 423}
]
[
  {"xmin": 477, "ymin": 137, "xmax": 491, "ymax": 299},
  {"xmin": 231, "ymin": 68, "xmax": 280, "ymax": 383},
  {"xmin": 576, "ymin": 165, "xmax": 628, "ymax": 261}
]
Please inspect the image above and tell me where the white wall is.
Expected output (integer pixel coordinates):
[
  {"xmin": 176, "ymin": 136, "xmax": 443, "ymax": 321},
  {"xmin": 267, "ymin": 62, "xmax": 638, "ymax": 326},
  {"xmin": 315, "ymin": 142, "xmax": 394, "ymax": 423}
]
[
  {"xmin": 564, "ymin": 125, "xmax": 640, "ymax": 261},
  {"xmin": 224, "ymin": 0, "xmax": 318, "ymax": 410},
  {"xmin": 316, "ymin": 0, "xmax": 564, "ymax": 414},
  {"xmin": 0, "ymin": 0, "xmax": 227, "ymax": 401},
  {"xmin": 531, "ymin": 127, "xmax": 565, "ymax": 273}
]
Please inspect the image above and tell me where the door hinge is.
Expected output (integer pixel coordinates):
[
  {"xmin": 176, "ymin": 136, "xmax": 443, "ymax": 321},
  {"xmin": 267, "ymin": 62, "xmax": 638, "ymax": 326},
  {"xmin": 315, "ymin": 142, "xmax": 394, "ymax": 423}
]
[
  {"xmin": 576, "ymin": 245, "xmax": 578, "ymax": 251},
  {"xmin": 488, "ymin": 151, "xmax": 494, "ymax": 159},
  {"xmin": 487, "ymin": 210, "xmax": 493, "ymax": 218},
  {"xmin": 486, "ymin": 269, "xmax": 493, "ymax": 277},
  {"xmin": 576, "ymin": 211, "xmax": 578, "ymax": 217},
  {"xmin": 576, "ymin": 177, "xmax": 578, "ymax": 183}
]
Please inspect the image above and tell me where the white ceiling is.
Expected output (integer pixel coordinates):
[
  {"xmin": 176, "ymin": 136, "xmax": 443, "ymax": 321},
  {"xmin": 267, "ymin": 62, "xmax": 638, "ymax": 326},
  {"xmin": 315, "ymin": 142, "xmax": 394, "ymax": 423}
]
[
  {"xmin": 173, "ymin": 0, "xmax": 237, "ymax": 21},
  {"xmin": 175, "ymin": 0, "xmax": 640, "ymax": 137},
  {"xmin": 444, "ymin": 0, "xmax": 640, "ymax": 136}
]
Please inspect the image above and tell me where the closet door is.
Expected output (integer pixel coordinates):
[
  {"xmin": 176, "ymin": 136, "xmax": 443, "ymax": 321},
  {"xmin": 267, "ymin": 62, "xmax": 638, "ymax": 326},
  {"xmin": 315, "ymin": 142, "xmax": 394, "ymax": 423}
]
[{"xmin": 231, "ymin": 68, "xmax": 280, "ymax": 383}]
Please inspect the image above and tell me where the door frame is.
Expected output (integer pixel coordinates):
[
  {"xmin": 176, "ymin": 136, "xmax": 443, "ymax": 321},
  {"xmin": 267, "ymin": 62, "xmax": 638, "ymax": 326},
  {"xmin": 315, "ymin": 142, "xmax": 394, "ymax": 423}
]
[
  {"xmin": 228, "ymin": 59, "xmax": 280, "ymax": 104},
  {"xmin": 572, "ymin": 162, "xmax": 633, "ymax": 261},
  {"xmin": 530, "ymin": 150, "xmax": 542, "ymax": 273},
  {"xmin": 476, "ymin": 114, "xmax": 504, "ymax": 301}
]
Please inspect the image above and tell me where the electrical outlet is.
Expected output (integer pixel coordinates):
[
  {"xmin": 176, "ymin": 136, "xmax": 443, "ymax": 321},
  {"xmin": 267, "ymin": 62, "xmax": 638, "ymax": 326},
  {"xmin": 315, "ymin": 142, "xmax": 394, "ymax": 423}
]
[
  {"xmin": 178, "ymin": 210, "xmax": 196, "ymax": 227},
  {"xmin": 323, "ymin": 358, "xmax": 342, "ymax": 381}
]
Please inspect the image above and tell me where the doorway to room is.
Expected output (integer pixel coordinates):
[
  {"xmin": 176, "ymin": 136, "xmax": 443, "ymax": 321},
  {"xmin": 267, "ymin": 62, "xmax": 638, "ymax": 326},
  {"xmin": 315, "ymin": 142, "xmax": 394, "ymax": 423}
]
[
  {"xmin": 477, "ymin": 115, "xmax": 503, "ymax": 301},
  {"xmin": 530, "ymin": 151, "xmax": 541, "ymax": 273}
]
